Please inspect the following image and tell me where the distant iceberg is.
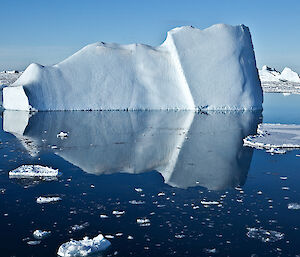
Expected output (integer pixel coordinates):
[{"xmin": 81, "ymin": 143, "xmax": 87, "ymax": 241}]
[{"xmin": 3, "ymin": 24, "xmax": 262, "ymax": 111}]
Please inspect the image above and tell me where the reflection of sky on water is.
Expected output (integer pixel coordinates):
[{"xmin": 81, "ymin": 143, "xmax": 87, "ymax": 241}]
[{"xmin": 4, "ymin": 110, "xmax": 260, "ymax": 190}]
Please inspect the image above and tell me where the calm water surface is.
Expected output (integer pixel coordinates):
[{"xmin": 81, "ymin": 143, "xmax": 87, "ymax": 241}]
[{"xmin": 0, "ymin": 93, "xmax": 299, "ymax": 257}]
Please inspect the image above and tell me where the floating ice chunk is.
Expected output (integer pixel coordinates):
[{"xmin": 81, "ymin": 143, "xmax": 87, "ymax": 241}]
[
  {"xmin": 203, "ymin": 248, "xmax": 217, "ymax": 254},
  {"xmin": 57, "ymin": 234, "xmax": 111, "ymax": 257},
  {"xmin": 36, "ymin": 196, "xmax": 62, "ymax": 204},
  {"xmin": 27, "ymin": 240, "xmax": 41, "ymax": 245},
  {"xmin": 127, "ymin": 235, "xmax": 134, "ymax": 240},
  {"xmin": 100, "ymin": 214, "xmax": 108, "ymax": 219},
  {"xmin": 9, "ymin": 165, "xmax": 59, "ymax": 178},
  {"xmin": 112, "ymin": 210, "xmax": 125, "ymax": 215},
  {"xmin": 134, "ymin": 188, "xmax": 143, "ymax": 192},
  {"xmin": 57, "ymin": 131, "xmax": 68, "ymax": 139},
  {"xmin": 157, "ymin": 192, "xmax": 165, "ymax": 196},
  {"xmin": 33, "ymin": 230, "xmax": 51, "ymax": 239},
  {"xmin": 200, "ymin": 201, "xmax": 219, "ymax": 205},
  {"xmin": 246, "ymin": 228, "xmax": 284, "ymax": 242},
  {"xmin": 288, "ymin": 203, "xmax": 300, "ymax": 210},
  {"xmin": 129, "ymin": 200, "xmax": 145, "ymax": 205},
  {"xmin": 266, "ymin": 148, "xmax": 286, "ymax": 155},
  {"xmin": 70, "ymin": 222, "xmax": 89, "ymax": 232},
  {"xmin": 244, "ymin": 124, "xmax": 300, "ymax": 152},
  {"xmin": 136, "ymin": 218, "xmax": 150, "ymax": 224},
  {"xmin": 279, "ymin": 67, "xmax": 300, "ymax": 83}
]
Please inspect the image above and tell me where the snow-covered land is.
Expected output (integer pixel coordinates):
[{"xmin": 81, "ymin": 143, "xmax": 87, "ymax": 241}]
[
  {"xmin": 244, "ymin": 123, "xmax": 300, "ymax": 152},
  {"xmin": 3, "ymin": 24, "xmax": 262, "ymax": 111},
  {"xmin": 259, "ymin": 65, "xmax": 300, "ymax": 94},
  {"xmin": 3, "ymin": 110, "xmax": 260, "ymax": 190},
  {"xmin": 9, "ymin": 165, "xmax": 59, "ymax": 178},
  {"xmin": 57, "ymin": 234, "xmax": 111, "ymax": 257}
]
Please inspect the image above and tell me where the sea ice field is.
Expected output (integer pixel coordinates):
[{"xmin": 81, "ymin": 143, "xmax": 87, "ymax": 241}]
[{"xmin": 0, "ymin": 93, "xmax": 300, "ymax": 256}]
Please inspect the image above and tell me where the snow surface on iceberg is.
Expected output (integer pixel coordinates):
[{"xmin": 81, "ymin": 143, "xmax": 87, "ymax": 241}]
[
  {"xmin": 244, "ymin": 123, "xmax": 300, "ymax": 150},
  {"xmin": 3, "ymin": 24, "xmax": 262, "ymax": 111},
  {"xmin": 3, "ymin": 110, "xmax": 260, "ymax": 190},
  {"xmin": 57, "ymin": 234, "xmax": 111, "ymax": 257}
]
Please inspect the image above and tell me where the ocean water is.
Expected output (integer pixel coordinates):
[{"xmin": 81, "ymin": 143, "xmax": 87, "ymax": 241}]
[{"xmin": 0, "ymin": 93, "xmax": 299, "ymax": 257}]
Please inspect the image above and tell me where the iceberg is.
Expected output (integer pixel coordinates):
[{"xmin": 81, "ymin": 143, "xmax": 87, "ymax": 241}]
[
  {"xmin": 258, "ymin": 65, "xmax": 300, "ymax": 94},
  {"xmin": 244, "ymin": 123, "xmax": 300, "ymax": 151},
  {"xmin": 3, "ymin": 24, "xmax": 262, "ymax": 111},
  {"xmin": 9, "ymin": 165, "xmax": 59, "ymax": 178},
  {"xmin": 57, "ymin": 234, "xmax": 111, "ymax": 257}
]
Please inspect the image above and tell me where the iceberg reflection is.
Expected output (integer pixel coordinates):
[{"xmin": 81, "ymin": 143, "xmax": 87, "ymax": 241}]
[{"xmin": 3, "ymin": 110, "xmax": 260, "ymax": 190}]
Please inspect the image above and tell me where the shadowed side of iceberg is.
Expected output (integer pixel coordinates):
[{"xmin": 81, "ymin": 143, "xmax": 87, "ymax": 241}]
[{"xmin": 3, "ymin": 24, "xmax": 262, "ymax": 111}]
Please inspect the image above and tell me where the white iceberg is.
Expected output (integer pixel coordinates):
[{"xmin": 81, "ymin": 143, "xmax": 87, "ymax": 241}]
[
  {"xmin": 244, "ymin": 123, "xmax": 300, "ymax": 151},
  {"xmin": 3, "ymin": 24, "xmax": 262, "ymax": 111},
  {"xmin": 57, "ymin": 234, "xmax": 111, "ymax": 257},
  {"xmin": 33, "ymin": 230, "xmax": 51, "ymax": 239},
  {"xmin": 9, "ymin": 165, "xmax": 59, "ymax": 178},
  {"xmin": 258, "ymin": 65, "xmax": 300, "ymax": 94},
  {"xmin": 279, "ymin": 67, "xmax": 300, "ymax": 83},
  {"xmin": 36, "ymin": 196, "xmax": 62, "ymax": 204}
]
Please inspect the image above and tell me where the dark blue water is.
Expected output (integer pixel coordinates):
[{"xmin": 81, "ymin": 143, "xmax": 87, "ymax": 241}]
[{"xmin": 0, "ymin": 93, "xmax": 299, "ymax": 257}]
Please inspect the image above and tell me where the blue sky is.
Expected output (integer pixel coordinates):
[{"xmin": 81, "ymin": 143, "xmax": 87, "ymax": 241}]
[{"xmin": 1, "ymin": 0, "xmax": 300, "ymax": 72}]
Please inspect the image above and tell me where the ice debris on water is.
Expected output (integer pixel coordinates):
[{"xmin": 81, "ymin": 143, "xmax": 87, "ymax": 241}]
[
  {"xmin": 33, "ymin": 230, "xmax": 51, "ymax": 239},
  {"xmin": 112, "ymin": 210, "xmax": 125, "ymax": 216},
  {"xmin": 134, "ymin": 188, "xmax": 143, "ymax": 192},
  {"xmin": 9, "ymin": 165, "xmax": 59, "ymax": 178},
  {"xmin": 36, "ymin": 196, "xmax": 62, "ymax": 204},
  {"xmin": 129, "ymin": 200, "xmax": 145, "ymax": 205},
  {"xmin": 246, "ymin": 228, "xmax": 284, "ymax": 242},
  {"xmin": 203, "ymin": 248, "xmax": 217, "ymax": 254},
  {"xmin": 57, "ymin": 131, "xmax": 68, "ymax": 139},
  {"xmin": 27, "ymin": 240, "xmax": 41, "ymax": 245},
  {"xmin": 70, "ymin": 222, "xmax": 89, "ymax": 232},
  {"xmin": 57, "ymin": 234, "xmax": 111, "ymax": 257},
  {"xmin": 288, "ymin": 203, "xmax": 300, "ymax": 210},
  {"xmin": 137, "ymin": 218, "xmax": 151, "ymax": 226},
  {"xmin": 244, "ymin": 123, "xmax": 300, "ymax": 153},
  {"xmin": 200, "ymin": 201, "xmax": 219, "ymax": 205}
]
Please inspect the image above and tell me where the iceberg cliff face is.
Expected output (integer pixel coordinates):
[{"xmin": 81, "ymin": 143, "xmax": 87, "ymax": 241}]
[{"xmin": 3, "ymin": 24, "xmax": 262, "ymax": 111}]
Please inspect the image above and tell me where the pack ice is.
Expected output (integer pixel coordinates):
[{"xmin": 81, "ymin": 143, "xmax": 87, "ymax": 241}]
[
  {"xmin": 244, "ymin": 123, "xmax": 300, "ymax": 151},
  {"xmin": 3, "ymin": 24, "xmax": 262, "ymax": 111},
  {"xmin": 57, "ymin": 234, "xmax": 111, "ymax": 257}
]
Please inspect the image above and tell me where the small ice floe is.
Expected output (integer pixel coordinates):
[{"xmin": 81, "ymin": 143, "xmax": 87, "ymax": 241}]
[
  {"xmin": 127, "ymin": 235, "xmax": 134, "ymax": 240},
  {"xmin": 36, "ymin": 196, "xmax": 62, "ymax": 204},
  {"xmin": 112, "ymin": 210, "xmax": 125, "ymax": 216},
  {"xmin": 174, "ymin": 234, "xmax": 185, "ymax": 239},
  {"xmin": 157, "ymin": 192, "xmax": 165, "ymax": 196},
  {"xmin": 137, "ymin": 218, "xmax": 151, "ymax": 226},
  {"xmin": 105, "ymin": 235, "xmax": 114, "ymax": 239},
  {"xmin": 280, "ymin": 176, "xmax": 288, "ymax": 180},
  {"xmin": 57, "ymin": 234, "xmax": 111, "ymax": 257},
  {"xmin": 246, "ymin": 228, "xmax": 284, "ymax": 242},
  {"xmin": 266, "ymin": 148, "xmax": 286, "ymax": 155},
  {"xmin": 244, "ymin": 123, "xmax": 300, "ymax": 154},
  {"xmin": 57, "ymin": 131, "xmax": 68, "ymax": 139},
  {"xmin": 203, "ymin": 248, "xmax": 217, "ymax": 254},
  {"xmin": 200, "ymin": 201, "xmax": 219, "ymax": 205},
  {"xmin": 287, "ymin": 203, "xmax": 300, "ymax": 210},
  {"xmin": 129, "ymin": 200, "xmax": 145, "ymax": 205},
  {"xmin": 9, "ymin": 165, "xmax": 59, "ymax": 178},
  {"xmin": 134, "ymin": 188, "xmax": 143, "ymax": 192},
  {"xmin": 33, "ymin": 230, "xmax": 51, "ymax": 239},
  {"xmin": 27, "ymin": 240, "xmax": 41, "ymax": 245},
  {"xmin": 70, "ymin": 222, "xmax": 89, "ymax": 232},
  {"xmin": 100, "ymin": 214, "xmax": 108, "ymax": 219}
]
